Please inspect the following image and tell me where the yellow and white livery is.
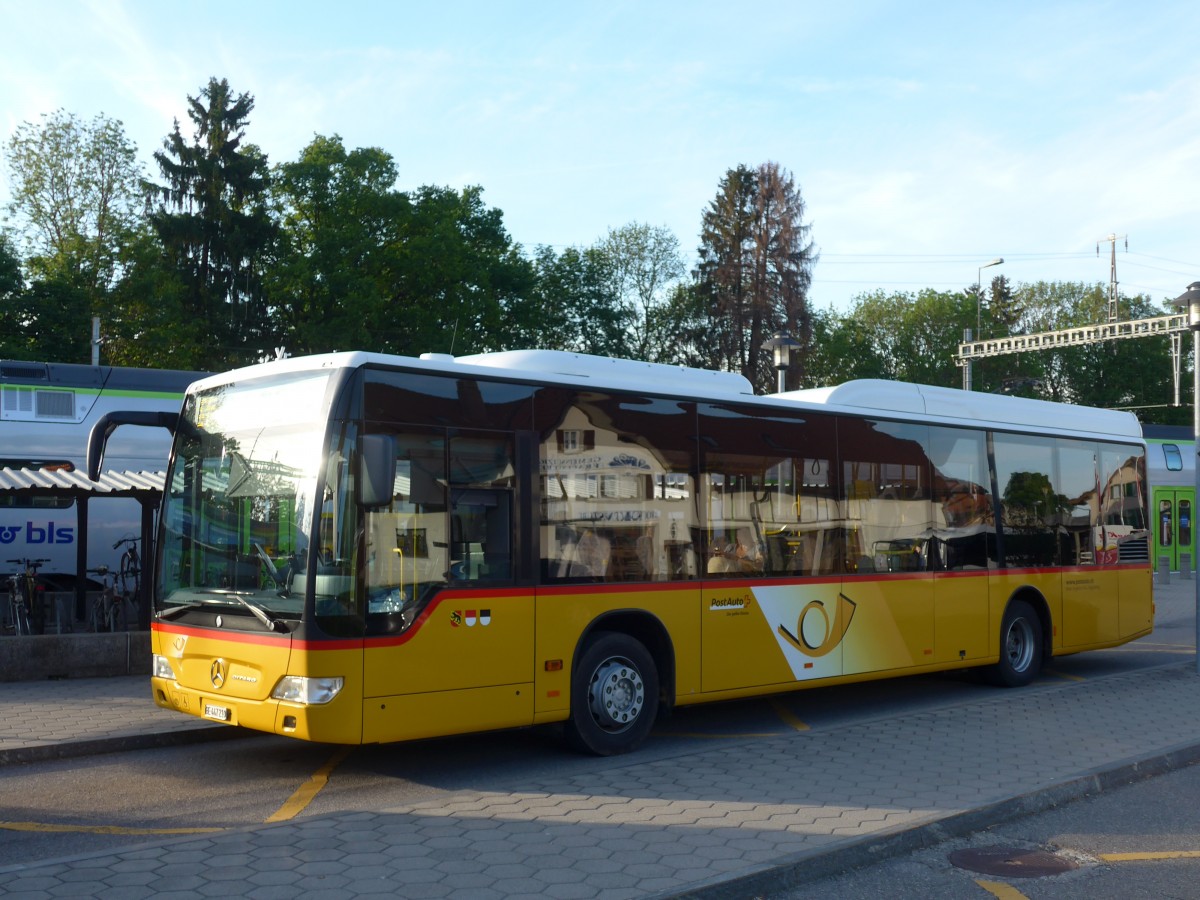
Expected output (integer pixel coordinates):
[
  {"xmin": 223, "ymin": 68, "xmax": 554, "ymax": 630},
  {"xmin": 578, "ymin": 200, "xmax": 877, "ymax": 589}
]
[{"xmin": 92, "ymin": 350, "xmax": 1151, "ymax": 755}]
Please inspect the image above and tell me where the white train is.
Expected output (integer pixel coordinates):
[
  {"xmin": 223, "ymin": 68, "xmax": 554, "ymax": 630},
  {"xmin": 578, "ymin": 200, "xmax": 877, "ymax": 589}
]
[{"xmin": 1, "ymin": 359, "xmax": 202, "ymax": 589}]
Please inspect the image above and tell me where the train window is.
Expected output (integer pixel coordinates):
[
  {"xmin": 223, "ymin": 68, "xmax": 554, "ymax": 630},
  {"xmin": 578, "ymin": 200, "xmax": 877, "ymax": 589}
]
[
  {"xmin": 1163, "ymin": 444, "xmax": 1183, "ymax": 472},
  {"xmin": 0, "ymin": 459, "xmax": 75, "ymax": 472},
  {"xmin": 0, "ymin": 459, "xmax": 78, "ymax": 509}
]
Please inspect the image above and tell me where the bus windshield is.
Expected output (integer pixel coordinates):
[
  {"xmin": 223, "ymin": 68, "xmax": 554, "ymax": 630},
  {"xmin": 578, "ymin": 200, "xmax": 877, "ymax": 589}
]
[{"xmin": 156, "ymin": 370, "xmax": 333, "ymax": 625}]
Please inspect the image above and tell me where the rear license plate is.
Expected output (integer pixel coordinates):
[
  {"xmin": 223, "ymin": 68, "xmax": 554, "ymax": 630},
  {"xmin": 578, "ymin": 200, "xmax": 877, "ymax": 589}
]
[{"xmin": 203, "ymin": 703, "xmax": 231, "ymax": 722}]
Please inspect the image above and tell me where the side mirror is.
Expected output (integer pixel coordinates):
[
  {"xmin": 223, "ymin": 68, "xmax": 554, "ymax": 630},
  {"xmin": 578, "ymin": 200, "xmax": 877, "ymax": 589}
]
[{"xmin": 359, "ymin": 434, "xmax": 397, "ymax": 509}]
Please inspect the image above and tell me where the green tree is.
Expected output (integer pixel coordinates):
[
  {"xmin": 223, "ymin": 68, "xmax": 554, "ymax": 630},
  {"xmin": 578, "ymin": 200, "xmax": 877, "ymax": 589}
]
[
  {"xmin": 388, "ymin": 184, "xmax": 534, "ymax": 356},
  {"xmin": 102, "ymin": 230, "xmax": 203, "ymax": 368},
  {"xmin": 269, "ymin": 136, "xmax": 532, "ymax": 359},
  {"xmin": 803, "ymin": 303, "xmax": 891, "ymax": 386},
  {"xmin": 696, "ymin": 162, "xmax": 817, "ymax": 390},
  {"xmin": 145, "ymin": 77, "xmax": 275, "ymax": 367},
  {"xmin": 986, "ymin": 273, "xmax": 1021, "ymax": 335},
  {"xmin": 0, "ymin": 269, "xmax": 91, "ymax": 363},
  {"xmin": 0, "ymin": 231, "xmax": 97, "ymax": 363},
  {"xmin": 269, "ymin": 135, "xmax": 411, "ymax": 354},
  {"xmin": 648, "ymin": 281, "xmax": 713, "ymax": 369},
  {"xmin": 518, "ymin": 245, "xmax": 625, "ymax": 355},
  {"xmin": 0, "ymin": 236, "xmax": 26, "ymax": 358},
  {"xmin": 598, "ymin": 223, "xmax": 686, "ymax": 361},
  {"xmin": 814, "ymin": 289, "xmax": 974, "ymax": 388},
  {"xmin": 3, "ymin": 110, "xmax": 142, "ymax": 294}
]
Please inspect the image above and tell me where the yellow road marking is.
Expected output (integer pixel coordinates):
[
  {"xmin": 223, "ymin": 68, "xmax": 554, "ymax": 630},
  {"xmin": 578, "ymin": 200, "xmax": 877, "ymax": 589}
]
[
  {"xmin": 1100, "ymin": 850, "xmax": 1200, "ymax": 862},
  {"xmin": 769, "ymin": 698, "xmax": 811, "ymax": 731},
  {"xmin": 265, "ymin": 746, "xmax": 352, "ymax": 823},
  {"xmin": 0, "ymin": 820, "xmax": 223, "ymax": 835},
  {"xmin": 1042, "ymin": 668, "xmax": 1085, "ymax": 682},
  {"xmin": 1, "ymin": 746, "xmax": 354, "ymax": 835},
  {"xmin": 975, "ymin": 879, "xmax": 1030, "ymax": 899}
]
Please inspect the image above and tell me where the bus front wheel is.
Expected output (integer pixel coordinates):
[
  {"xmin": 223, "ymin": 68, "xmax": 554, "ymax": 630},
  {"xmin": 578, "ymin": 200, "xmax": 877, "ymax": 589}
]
[
  {"xmin": 986, "ymin": 599, "xmax": 1043, "ymax": 687},
  {"xmin": 565, "ymin": 631, "xmax": 659, "ymax": 756}
]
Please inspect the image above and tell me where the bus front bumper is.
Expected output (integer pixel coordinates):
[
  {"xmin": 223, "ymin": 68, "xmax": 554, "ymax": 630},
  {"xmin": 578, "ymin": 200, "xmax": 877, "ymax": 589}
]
[{"xmin": 151, "ymin": 670, "xmax": 354, "ymax": 743}]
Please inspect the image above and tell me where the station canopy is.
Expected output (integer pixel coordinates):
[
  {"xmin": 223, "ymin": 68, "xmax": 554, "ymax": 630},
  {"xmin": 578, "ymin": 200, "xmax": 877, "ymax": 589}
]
[{"xmin": 0, "ymin": 467, "xmax": 165, "ymax": 499}]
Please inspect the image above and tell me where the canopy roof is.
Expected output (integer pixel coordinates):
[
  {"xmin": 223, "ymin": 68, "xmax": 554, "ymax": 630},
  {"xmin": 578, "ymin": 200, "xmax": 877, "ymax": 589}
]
[{"xmin": 0, "ymin": 467, "xmax": 165, "ymax": 499}]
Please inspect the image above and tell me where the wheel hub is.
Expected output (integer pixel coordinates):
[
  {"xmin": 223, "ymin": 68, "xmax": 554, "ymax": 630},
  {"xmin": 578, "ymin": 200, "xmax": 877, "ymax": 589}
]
[
  {"xmin": 588, "ymin": 658, "xmax": 644, "ymax": 732},
  {"xmin": 1006, "ymin": 618, "xmax": 1034, "ymax": 672}
]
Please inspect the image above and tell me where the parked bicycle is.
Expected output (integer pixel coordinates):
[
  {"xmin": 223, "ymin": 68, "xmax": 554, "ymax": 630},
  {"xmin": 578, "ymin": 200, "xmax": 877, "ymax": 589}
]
[
  {"xmin": 115, "ymin": 536, "xmax": 142, "ymax": 631},
  {"xmin": 4, "ymin": 569, "xmax": 29, "ymax": 635},
  {"xmin": 4, "ymin": 558, "xmax": 48, "ymax": 635},
  {"xmin": 87, "ymin": 565, "xmax": 121, "ymax": 633}
]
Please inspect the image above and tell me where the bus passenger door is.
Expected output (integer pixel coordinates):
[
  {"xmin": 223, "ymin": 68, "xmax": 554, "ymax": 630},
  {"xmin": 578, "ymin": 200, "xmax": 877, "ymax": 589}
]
[
  {"xmin": 836, "ymin": 420, "xmax": 936, "ymax": 676},
  {"xmin": 361, "ymin": 430, "xmax": 535, "ymax": 743},
  {"xmin": 928, "ymin": 426, "xmax": 993, "ymax": 664}
]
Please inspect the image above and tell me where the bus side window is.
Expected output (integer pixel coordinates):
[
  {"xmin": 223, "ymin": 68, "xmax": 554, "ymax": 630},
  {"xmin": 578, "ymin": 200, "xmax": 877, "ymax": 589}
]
[
  {"xmin": 839, "ymin": 419, "xmax": 933, "ymax": 574},
  {"xmin": 929, "ymin": 427, "xmax": 996, "ymax": 571},
  {"xmin": 448, "ymin": 434, "xmax": 515, "ymax": 583},
  {"xmin": 538, "ymin": 392, "xmax": 698, "ymax": 584}
]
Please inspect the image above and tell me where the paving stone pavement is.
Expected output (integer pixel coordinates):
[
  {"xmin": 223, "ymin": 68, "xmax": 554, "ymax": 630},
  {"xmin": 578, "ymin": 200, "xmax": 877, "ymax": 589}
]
[
  {"xmin": 0, "ymin": 675, "xmax": 234, "ymax": 765},
  {"xmin": 1, "ymin": 582, "xmax": 1199, "ymax": 897}
]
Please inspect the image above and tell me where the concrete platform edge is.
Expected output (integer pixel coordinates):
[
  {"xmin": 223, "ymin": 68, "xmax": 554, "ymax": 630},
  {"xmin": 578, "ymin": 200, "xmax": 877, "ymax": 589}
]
[{"xmin": 0, "ymin": 722, "xmax": 251, "ymax": 767}]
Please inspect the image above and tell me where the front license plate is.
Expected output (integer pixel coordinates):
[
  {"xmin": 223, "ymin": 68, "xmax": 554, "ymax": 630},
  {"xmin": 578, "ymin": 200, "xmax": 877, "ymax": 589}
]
[{"xmin": 203, "ymin": 703, "xmax": 231, "ymax": 722}]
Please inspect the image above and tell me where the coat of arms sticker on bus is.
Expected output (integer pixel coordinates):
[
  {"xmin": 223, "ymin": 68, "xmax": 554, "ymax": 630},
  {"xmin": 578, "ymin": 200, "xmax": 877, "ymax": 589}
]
[{"xmin": 451, "ymin": 609, "xmax": 492, "ymax": 628}]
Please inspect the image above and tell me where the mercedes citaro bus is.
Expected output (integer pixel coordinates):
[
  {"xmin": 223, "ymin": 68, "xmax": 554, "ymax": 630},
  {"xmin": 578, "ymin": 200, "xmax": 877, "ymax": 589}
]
[{"xmin": 88, "ymin": 349, "xmax": 1152, "ymax": 755}]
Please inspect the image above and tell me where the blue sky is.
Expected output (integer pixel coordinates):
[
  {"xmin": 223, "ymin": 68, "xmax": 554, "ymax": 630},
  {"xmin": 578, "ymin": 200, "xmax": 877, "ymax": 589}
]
[{"xmin": 3, "ymin": 0, "xmax": 1199, "ymax": 315}]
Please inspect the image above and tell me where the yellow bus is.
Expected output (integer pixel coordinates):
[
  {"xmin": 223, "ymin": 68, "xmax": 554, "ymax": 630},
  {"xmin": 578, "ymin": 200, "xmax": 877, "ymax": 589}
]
[{"xmin": 89, "ymin": 350, "xmax": 1153, "ymax": 755}]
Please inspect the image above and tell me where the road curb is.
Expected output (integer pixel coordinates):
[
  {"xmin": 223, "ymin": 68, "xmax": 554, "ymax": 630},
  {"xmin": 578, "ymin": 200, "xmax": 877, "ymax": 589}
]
[
  {"xmin": 0, "ymin": 724, "xmax": 250, "ymax": 767},
  {"xmin": 664, "ymin": 739, "xmax": 1200, "ymax": 898}
]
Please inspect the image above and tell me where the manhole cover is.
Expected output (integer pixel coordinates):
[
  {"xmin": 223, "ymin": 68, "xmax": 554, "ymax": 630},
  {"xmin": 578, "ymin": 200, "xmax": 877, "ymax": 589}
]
[{"xmin": 948, "ymin": 846, "xmax": 1080, "ymax": 878}]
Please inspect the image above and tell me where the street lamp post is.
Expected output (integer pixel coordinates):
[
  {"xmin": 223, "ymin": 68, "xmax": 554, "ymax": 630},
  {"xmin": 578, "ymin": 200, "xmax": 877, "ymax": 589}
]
[
  {"xmin": 1173, "ymin": 281, "xmax": 1200, "ymax": 677},
  {"xmin": 761, "ymin": 330, "xmax": 801, "ymax": 393},
  {"xmin": 976, "ymin": 257, "xmax": 1004, "ymax": 337}
]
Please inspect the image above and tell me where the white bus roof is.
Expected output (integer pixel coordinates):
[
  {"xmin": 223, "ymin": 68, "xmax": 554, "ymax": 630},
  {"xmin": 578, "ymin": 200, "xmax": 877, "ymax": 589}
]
[
  {"xmin": 190, "ymin": 349, "xmax": 757, "ymax": 399},
  {"xmin": 782, "ymin": 380, "xmax": 1143, "ymax": 440},
  {"xmin": 192, "ymin": 350, "xmax": 1143, "ymax": 442}
]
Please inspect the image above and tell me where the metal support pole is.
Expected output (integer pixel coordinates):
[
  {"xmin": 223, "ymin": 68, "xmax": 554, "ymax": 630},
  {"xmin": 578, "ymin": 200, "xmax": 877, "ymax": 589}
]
[
  {"xmin": 962, "ymin": 328, "xmax": 973, "ymax": 391},
  {"xmin": 1193, "ymin": 327, "xmax": 1199, "ymax": 675},
  {"xmin": 1171, "ymin": 283, "xmax": 1200, "ymax": 676}
]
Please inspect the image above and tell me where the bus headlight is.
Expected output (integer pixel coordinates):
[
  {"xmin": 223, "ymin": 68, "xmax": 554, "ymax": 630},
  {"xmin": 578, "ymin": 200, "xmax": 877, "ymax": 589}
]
[
  {"xmin": 271, "ymin": 675, "xmax": 344, "ymax": 705},
  {"xmin": 152, "ymin": 655, "xmax": 176, "ymax": 681}
]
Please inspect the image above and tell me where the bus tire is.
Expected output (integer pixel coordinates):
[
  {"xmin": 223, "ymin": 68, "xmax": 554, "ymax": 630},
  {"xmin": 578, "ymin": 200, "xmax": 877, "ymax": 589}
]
[
  {"xmin": 986, "ymin": 599, "xmax": 1043, "ymax": 687},
  {"xmin": 565, "ymin": 631, "xmax": 659, "ymax": 756}
]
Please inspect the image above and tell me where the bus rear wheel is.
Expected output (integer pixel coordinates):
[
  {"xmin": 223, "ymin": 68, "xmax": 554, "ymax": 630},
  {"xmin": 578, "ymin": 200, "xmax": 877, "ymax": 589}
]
[
  {"xmin": 565, "ymin": 631, "xmax": 659, "ymax": 756},
  {"xmin": 986, "ymin": 599, "xmax": 1043, "ymax": 687}
]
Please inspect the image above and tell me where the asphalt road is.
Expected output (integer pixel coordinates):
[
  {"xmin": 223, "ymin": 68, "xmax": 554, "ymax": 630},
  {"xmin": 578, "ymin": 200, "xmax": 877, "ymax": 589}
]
[{"xmin": 768, "ymin": 757, "xmax": 1200, "ymax": 899}]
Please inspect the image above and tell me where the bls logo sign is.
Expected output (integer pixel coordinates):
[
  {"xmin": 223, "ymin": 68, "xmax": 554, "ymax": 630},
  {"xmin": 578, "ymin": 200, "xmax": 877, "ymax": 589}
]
[{"xmin": 0, "ymin": 521, "xmax": 75, "ymax": 545}]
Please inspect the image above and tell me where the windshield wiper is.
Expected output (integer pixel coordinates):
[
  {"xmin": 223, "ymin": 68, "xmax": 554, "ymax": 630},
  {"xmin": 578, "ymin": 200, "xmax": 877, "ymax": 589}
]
[
  {"xmin": 157, "ymin": 602, "xmax": 207, "ymax": 621},
  {"xmin": 158, "ymin": 589, "xmax": 288, "ymax": 633},
  {"xmin": 227, "ymin": 592, "xmax": 287, "ymax": 632}
]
